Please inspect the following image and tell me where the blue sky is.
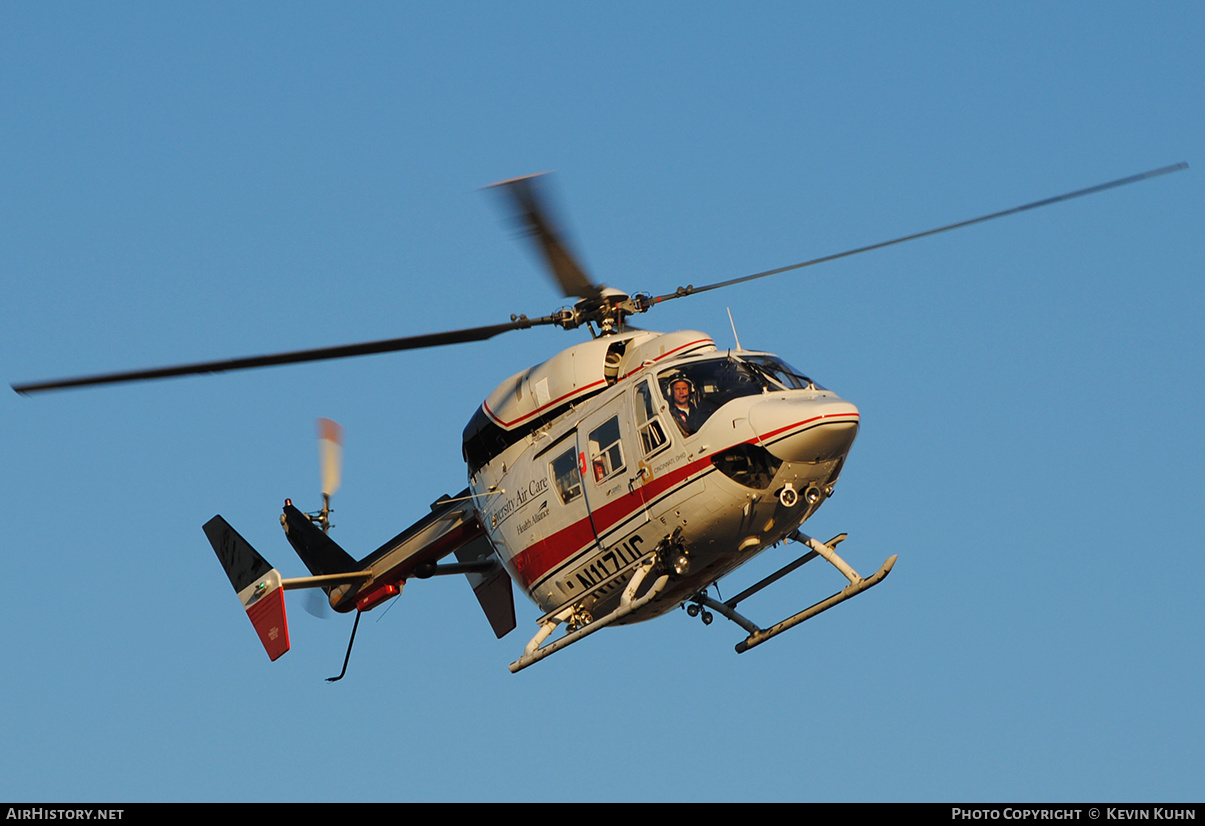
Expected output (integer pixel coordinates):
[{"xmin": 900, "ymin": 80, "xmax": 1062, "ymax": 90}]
[{"xmin": 2, "ymin": 3, "xmax": 1201, "ymax": 802}]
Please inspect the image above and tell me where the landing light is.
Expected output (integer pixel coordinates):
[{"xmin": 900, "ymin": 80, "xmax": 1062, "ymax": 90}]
[
  {"xmin": 672, "ymin": 552, "xmax": 691, "ymax": 576},
  {"xmin": 778, "ymin": 483, "xmax": 799, "ymax": 508}
]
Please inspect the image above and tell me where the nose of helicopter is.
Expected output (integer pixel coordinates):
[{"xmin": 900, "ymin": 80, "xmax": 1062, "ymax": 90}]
[{"xmin": 748, "ymin": 395, "xmax": 860, "ymax": 464}]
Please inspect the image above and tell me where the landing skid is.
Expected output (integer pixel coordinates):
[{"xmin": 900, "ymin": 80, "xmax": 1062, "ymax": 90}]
[
  {"xmin": 509, "ymin": 554, "xmax": 669, "ymax": 673},
  {"xmin": 693, "ymin": 532, "xmax": 896, "ymax": 653}
]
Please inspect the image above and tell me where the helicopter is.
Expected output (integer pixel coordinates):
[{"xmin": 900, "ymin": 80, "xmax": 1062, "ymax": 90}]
[{"xmin": 13, "ymin": 163, "xmax": 1187, "ymax": 678}]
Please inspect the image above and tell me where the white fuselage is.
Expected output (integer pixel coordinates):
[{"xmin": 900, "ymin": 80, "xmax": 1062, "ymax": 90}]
[{"xmin": 466, "ymin": 331, "xmax": 859, "ymax": 625}]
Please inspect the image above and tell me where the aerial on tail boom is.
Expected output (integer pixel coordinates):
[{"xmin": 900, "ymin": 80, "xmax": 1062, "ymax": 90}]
[{"xmin": 12, "ymin": 163, "xmax": 1187, "ymax": 677}]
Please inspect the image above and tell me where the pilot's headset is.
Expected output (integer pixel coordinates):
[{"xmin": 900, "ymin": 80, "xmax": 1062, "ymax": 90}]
[{"xmin": 666, "ymin": 373, "xmax": 696, "ymax": 401}]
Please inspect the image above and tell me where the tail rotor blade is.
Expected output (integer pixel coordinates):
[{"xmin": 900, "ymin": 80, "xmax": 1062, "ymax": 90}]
[
  {"xmin": 303, "ymin": 588, "xmax": 334, "ymax": 620},
  {"xmin": 317, "ymin": 418, "xmax": 343, "ymax": 498}
]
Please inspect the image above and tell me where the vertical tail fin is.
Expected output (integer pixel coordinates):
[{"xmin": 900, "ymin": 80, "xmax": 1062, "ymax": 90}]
[
  {"xmin": 455, "ymin": 535, "xmax": 516, "ymax": 638},
  {"xmin": 203, "ymin": 515, "xmax": 291, "ymax": 661},
  {"xmin": 280, "ymin": 503, "xmax": 358, "ymax": 576}
]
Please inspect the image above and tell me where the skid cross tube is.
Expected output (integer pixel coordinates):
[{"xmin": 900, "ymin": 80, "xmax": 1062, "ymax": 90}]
[
  {"xmin": 721, "ymin": 531, "xmax": 846, "ymax": 609},
  {"xmin": 509, "ymin": 555, "xmax": 669, "ymax": 673},
  {"xmin": 730, "ymin": 533, "xmax": 895, "ymax": 653}
]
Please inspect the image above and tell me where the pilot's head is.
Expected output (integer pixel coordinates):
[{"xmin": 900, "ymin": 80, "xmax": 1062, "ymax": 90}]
[{"xmin": 671, "ymin": 377, "xmax": 692, "ymax": 405}]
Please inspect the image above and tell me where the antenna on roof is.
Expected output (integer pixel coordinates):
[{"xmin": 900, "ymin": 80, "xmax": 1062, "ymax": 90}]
[{"xmin": 727, "ymin": 307, "xmax": 743, "ymax": 351}]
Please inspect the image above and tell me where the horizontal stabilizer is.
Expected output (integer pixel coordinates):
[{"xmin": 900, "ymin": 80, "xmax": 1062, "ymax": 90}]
[{"xmin": 203, "ymin": 515, "xmax": 291, "ymax": 661}]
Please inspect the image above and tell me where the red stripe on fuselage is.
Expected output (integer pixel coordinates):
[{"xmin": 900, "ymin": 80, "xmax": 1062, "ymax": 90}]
[
  {"xmin": 484, "ymin": 379, "xmax": 609, "ymax": 429},
  {"xmin": 482, "ymin": 336, "xmax": 715, "ymax": 430},
  {"xmin": 510, "ymin": 517, "xmax": 598, "ymax": 588},
  {"xmin": 504, "ymin": 410, "xmax": 858, "ymax": 592},
  {"xmin": 757, "ymin": 410, "xmax": 859, "ymax": 444},
  {"xmin": 508, "ymin": 452, "xmax": 712, "ymax": 592},
  {"xmin": 618, "ymin": 337, "xmax": 715, "ymax": 381}
]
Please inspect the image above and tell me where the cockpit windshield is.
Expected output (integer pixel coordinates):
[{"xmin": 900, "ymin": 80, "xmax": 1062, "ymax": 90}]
[
  {"xmin": 741, "ymin": 356, "xmax": 824, "ymax": 391},
  {"xmin": 659, "ymin": 355, "xmax": 821, "ymax": 435}
]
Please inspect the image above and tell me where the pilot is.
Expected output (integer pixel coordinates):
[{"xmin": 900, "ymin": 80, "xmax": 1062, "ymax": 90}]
[{"xmin": 667, "ymin": 375, "xmax": 708, "ymax": 435}]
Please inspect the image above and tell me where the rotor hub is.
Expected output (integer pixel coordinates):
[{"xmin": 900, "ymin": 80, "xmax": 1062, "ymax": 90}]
[{"xmin": 556, "ymin": 288, "xmax": 652, "ymax": 334}]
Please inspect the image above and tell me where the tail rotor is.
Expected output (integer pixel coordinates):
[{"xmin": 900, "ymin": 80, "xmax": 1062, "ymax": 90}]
[
  {"xmin": 315, "ymin": 417, "xmax": 343, "ymax": 534},
  {"xmin": 302, "ymin": 417, "xmax": 344, "ymax": 619}
]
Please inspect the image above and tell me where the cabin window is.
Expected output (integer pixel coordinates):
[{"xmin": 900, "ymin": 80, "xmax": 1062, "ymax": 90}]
[
  {"xmin": 635, "ymin": 380, "xmax": 669, "ymax": 456},
  {"xmin": 587, "ymin": 416, "xmax": 625, "ymax": 482},
  {"xmin": 550, "ymin": 448, "xmax": 583, "ymax": 504}
]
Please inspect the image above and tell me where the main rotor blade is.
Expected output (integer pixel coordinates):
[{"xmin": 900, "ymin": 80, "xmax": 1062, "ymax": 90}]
[
  {"xmin": 488, "ymin": 173, "xmax": 606, "ymax": 301},
  {"xmin": 13, "ymin": 316, "xmax": 556, "ymax": 394},
  {"xmin": 652, "ymin": 162, "xmax": 1189, "ymax": 304}
]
